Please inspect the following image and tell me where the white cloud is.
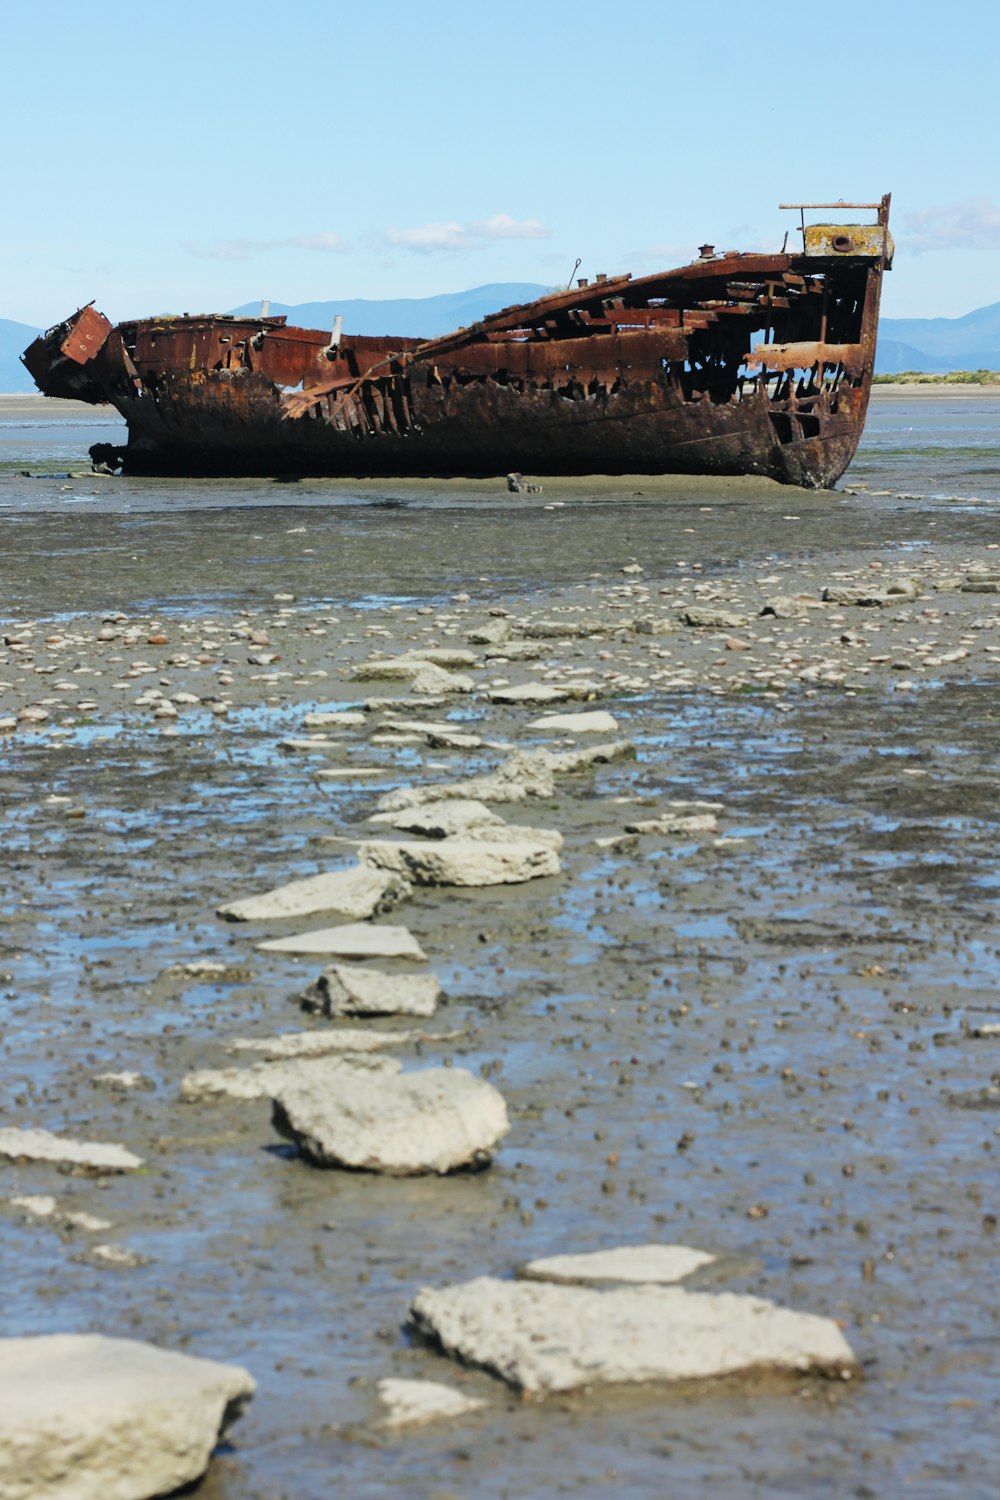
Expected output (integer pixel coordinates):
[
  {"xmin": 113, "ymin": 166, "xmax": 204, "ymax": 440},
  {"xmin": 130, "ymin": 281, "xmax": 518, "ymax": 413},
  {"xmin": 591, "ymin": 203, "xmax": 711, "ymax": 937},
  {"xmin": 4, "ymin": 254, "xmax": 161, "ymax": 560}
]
[
  {"xmin": 384, "ymin": 214, "xmax": 550, "ymax": 254},
  {"xmin": 468, "ymin": 213, "xmax": 548, "ymax": 241},
  {"xmin": 385, "ymin": 221, "xmax": 470, "ymax": 251},
  {"xmin": 903, "ymin": 198, "xmax": 1000, "ymax": 253},
  {"xmin": 285, "ymin": 232, "xmax": 347, "ymax": 253},
  {"xmin": 186, "ymin": 232, "xmax": 347, "ymax": 261}
]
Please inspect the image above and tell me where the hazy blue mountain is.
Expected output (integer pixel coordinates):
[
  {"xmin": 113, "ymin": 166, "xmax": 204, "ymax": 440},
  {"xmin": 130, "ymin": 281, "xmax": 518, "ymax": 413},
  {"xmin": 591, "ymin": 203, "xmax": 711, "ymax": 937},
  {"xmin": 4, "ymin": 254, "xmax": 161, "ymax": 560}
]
[
  {"xmin": 877, "ymin": 302, "xmax": 1000, "ymax": 373},
  {"xmin": 228, "ymin": 283, "xmax": 550, "ymax": 339},
  {"xmin": 1, "ymin": 318, "xmax": 43, "ymax": 392},
  {"xmin": 875, "ymin": 338, "xmax": 957, "ymax": 374}
]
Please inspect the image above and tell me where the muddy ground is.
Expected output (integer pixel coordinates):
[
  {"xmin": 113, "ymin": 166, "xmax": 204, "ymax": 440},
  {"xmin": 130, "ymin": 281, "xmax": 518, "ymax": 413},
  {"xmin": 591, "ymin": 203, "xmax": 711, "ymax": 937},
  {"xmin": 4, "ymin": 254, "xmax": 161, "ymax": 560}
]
[{"xmin": 2, "ymin": 457, "xmax": 1000, "ymax": 1497}]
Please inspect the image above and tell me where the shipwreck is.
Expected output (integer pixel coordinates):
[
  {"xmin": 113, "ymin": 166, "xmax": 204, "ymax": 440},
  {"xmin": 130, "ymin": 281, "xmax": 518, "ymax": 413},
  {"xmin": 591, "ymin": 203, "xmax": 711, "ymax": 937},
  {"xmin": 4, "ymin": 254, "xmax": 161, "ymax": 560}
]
[{"xmin": 23, "ymin": 198, "xmax": 892, "ymax": 490}]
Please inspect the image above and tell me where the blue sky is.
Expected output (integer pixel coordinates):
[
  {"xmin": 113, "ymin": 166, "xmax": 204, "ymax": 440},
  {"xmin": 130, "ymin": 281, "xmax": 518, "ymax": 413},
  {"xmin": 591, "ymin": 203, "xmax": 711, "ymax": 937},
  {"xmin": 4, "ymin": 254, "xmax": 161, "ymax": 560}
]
[{"xmin": 4, "ymin": 0, "xmax": 998, "ymax": 326}]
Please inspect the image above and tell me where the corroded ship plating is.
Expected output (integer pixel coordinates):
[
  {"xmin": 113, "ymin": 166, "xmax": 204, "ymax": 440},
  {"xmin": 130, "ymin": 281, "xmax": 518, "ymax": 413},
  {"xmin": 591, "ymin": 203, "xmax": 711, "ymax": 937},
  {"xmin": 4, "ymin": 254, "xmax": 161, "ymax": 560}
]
[{"xmin": 23, "ymin": 198, "xmax": 891, "ymax": 489}]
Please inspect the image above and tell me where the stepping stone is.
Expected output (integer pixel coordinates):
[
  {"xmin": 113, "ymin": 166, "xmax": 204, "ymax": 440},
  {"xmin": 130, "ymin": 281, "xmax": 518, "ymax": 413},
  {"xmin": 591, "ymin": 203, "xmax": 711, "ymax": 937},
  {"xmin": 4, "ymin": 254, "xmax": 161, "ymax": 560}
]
[
  {"xmin": 217, "ymin": 866, "xmax": 409, "ymax": 922},
  {"xmin": 300, "ymin": 963, "xmax": 442, "ymax": 1017},
  {"xmin": 302, "ymin": 710, "xmax": 366, "ymax": 728},
  {"xmin": 358, "ymin": 837, "xmax": 560, "ymax": 887},
  {"xmin": 0, "ymin": 1333, "xmax": 254, "ymax": 1500},
  {"xmin": 0, "ymin": 1128, "xmax": 143, "ymax": 1176},
  {"xmin": 409, "ymin": 1278, "xmax": 859, "ymax": 1394},
  {"xmin": 487, "ymin": 684, "xmax": 570, "ymax": 705},
  {"xmin": 315, "ymin": 767, "xmax": 390, "ymax": 778},
  {"xmin": 257, "ymin": 923, "xmax": 426, "ymax": 961},
  {"xmin": 376, "ymin": 1377, "xmax": 487, "ymax": 1428},
  {"xmin": 624, "ymin": 814, "xmax": 718, "ymax": 836},
  {"xmin": 273, "ymin": 1066, "xmax": 509, "ymax": 1175},
  {"xmin": 680, "ymin": 607, "xmax": 748, "ymax": 629},
  {"xmin": 520, "ymin": 1244, "xmax": 716, "ymax": 1285},
  {"xmin": 529, "ymin": 710, "xmax": 619, "ymax": 734},
  {"xmin": 367, "ymin": 799, "xmax": 504, "ymax": 838}
]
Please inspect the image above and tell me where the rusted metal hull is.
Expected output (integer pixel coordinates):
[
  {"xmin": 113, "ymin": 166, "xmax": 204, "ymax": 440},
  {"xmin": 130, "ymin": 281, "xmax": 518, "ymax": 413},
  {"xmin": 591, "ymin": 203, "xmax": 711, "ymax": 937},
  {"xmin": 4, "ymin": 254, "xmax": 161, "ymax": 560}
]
[{"xmin": 22, "ymin": 199, "xmax": 892, "ymax": 491}]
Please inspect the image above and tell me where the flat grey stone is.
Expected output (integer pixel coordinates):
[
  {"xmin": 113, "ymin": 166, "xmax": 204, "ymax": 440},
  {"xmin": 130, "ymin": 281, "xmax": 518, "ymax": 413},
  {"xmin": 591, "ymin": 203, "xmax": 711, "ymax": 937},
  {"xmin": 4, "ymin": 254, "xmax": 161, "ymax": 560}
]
[
  {"xmin": 351, "ymin": 658, "xmax": 436, "ymax": 681},
  {"xmin": 300, "ymin": 963, "xmax": 442, "ymax": 1017},
  {"xmin": 302, "ymin": 710, "xmax": 366, "ymax": 728},
  {"xmin": 680, "ymin": 607, "xmax": 748, "ymax": 629},
  {"xmin": 217, "ymin": 865, "xmax": 408, "ymax": 923},
  {"xmin": 273, "ymin": 1066, "xmax": 509, "ymax": 1175},
  {"xmin": 409, "ymin": 1279, "xmax": 859, "ymax": 1394},
  {"xmin": 483, "ymin": 641, "xmax": 546, "ymax": 661},
  {"xmin": 0, "ymin": 1128, "xmax": 143, "ymax": 1175},
  {"xmin": 0, "ymin": 1333, "xmax": 254, "ymax": 1500},
  {"xmin": 367, "ymin": 799, "xmax": 505, "ymax": 837},
  {"xmin": 424, "ymin": 728, "xmax": 484, "ymax": 750},
  {"xmin": 624, "ymin": 814, "xmax": 718, "ymax": 836},
  {"xmin": 522, "ymin": 619, "xmax": 587, "ymax": 639},
  {"xmin": 520, "ymin": 1245, "xmax": 716, "ymax": 1286},
  {"xmin": 359, "ymin": 837, "xmax": 560, "ymax": 887},
  {"xmin": 228, "ymin": 1029, "xmax": 434, "ymax": 1057},
  {"xmin": 374, "ymin": 776, "xmax": 531, "ymax": 812},
  {"xmin": 544, "ymin": 741, "xmax": 635, "ymax": 773},
  {"xmin": 278, "ymin": 737, "xmax": 345, "ymax": 755},
  {"xmin": 467, "ymin": 620, "xmax": 510, "ymax": 645},
  {"xmin": 760, "ymin": 595, "xmax": 816, "ymax": 618},
  {"xmin": 8, "ymin": 1196, "xmax": 112, "ymax": 1234},
  {"xmin": 408, "ymin": 648, "xmax": 477, "ymax": 668},
  {"xmin": 487, "ymin": 684, "xmax": 571, "ymax": 705},
  {"xmin": 257, "ymin": 923, "xmax": 426, "ymax": 961},
  {"xmin": 352, "ymin": 660, "xmax": 473, "ymax": 694},
  {"xmin": 822, "ymin": 578, "xmax": 919, "ymax": 607},
  {"xmin": 376, "ymin": 1377, "xmax": 487, "ymax": 1427},
  {"xmin": 529, "ymin": 710, "xmax": 620, "ymax": 734}
]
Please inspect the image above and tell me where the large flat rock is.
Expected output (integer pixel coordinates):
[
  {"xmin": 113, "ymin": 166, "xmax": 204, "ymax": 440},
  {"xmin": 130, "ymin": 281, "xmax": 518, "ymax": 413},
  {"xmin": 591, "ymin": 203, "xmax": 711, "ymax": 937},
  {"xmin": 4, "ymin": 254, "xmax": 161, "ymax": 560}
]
[
  {"xmin": 0, "ymin": 1128, "xmax": 143, "ymax": 1175},
  {"xmin": 358, "ymin": 837, "xmax": 560, "ymax": 887},
  {"xmin": 0, "ymin": 1333, "xmax": 254, "ymax": 1500},
  {"xmin": 273, "ymin": 1065, "xmax": 509, "ymax": 1175},
  {"xmin": 409, "ymin": 1278, "xmax": 859, "ymax": 1394},
  {"xmin": 217, "ymin": 865, "xmax": 408, "ymax": 922},
  {"xmin": 300, "ymin": 963, "xmax": 442, "ymax": 1017},
  {"xmin": 257, "ymin": 923, "xmax": 426, "ymax": 961}
]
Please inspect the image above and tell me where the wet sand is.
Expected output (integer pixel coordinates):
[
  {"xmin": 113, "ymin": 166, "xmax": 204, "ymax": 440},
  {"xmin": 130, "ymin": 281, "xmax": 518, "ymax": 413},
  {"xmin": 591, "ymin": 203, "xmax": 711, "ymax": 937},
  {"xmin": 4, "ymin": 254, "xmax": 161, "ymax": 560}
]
[{"xmin": 2, "ymin": 453, "xmax": 1000, "ymax": 1496}]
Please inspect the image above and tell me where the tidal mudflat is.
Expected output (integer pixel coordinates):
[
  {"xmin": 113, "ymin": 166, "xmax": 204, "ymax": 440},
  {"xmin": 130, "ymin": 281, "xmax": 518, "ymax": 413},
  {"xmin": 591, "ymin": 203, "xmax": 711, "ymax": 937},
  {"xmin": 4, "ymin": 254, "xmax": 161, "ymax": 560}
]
[{"xmin": 1, "ymin": 400, "xmax": 999, "ymax": 1497}]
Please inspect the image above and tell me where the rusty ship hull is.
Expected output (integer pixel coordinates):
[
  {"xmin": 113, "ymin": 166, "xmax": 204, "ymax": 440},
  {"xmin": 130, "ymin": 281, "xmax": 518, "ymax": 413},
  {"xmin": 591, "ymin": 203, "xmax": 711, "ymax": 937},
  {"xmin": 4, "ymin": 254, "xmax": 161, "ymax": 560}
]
[{"xmin": 22, "ymin": 199, "xmax": 892, "ymax": 490}]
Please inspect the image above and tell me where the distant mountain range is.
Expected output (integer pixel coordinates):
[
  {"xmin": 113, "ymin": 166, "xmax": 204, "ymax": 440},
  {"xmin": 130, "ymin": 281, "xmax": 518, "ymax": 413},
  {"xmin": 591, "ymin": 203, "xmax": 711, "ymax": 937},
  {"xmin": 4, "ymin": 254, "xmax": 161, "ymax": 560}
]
[
  {"xmin": 1, "ymin": 318, "xmax": 46, "ymax": 393},
  {"xmin": 874, "ymin": 301, "xmax": 1000, "ymax": 373},
  {"xmin": 228, "ymin": 283, "xmax": 549, "ymax": 341},
  {"xmin": 5, "ymin": 290, "xmax": 1000, "ymax": 391}
]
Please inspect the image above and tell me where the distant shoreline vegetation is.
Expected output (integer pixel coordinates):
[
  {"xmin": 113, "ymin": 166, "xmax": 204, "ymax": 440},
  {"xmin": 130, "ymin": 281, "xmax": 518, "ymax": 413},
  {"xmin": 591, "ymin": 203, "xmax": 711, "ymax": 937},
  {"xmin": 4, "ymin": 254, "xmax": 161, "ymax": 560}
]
[{"xmin": 873, "ymin": 369, "xmax": 1000, "ymax": 385}]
